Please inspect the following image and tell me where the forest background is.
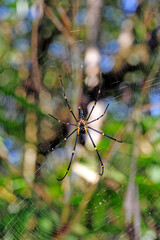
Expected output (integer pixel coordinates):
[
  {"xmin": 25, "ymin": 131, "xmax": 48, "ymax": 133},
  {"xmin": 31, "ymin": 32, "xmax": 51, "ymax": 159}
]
[{"xmin": 0, "ymin": 0, "xmax": 160, "ymax": 239}]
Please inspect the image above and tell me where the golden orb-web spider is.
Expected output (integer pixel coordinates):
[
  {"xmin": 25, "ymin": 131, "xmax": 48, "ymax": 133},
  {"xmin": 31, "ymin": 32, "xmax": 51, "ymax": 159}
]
[{"xmin": 48, "ymin": 72, "xmax": 122, "ymax": 181}]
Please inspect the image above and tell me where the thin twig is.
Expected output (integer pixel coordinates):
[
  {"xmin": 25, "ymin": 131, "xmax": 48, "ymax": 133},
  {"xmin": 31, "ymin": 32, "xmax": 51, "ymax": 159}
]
[
  {"xmin": 57, "ymin": 6, "xmax": 71, "ymax": 31},
  {"xmin": 124, "ymin": 126, "xmax": 141, "ymax": 240},
  {"xmin": 43, "ymin": 2, "xmax": 76, "ymax": 49},
  {"xmin": 31, "ymin": 0, "xmax": 43, "ymax": 93}
]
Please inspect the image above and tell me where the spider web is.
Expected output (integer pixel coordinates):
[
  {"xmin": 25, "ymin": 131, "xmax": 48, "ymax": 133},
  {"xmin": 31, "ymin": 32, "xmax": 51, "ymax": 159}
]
[
  {"xmin": 0, "ymin": 1, "xmax": 160, "ymax": 240},
  {"xmin": 1, "ymin": 69, "xmax": 159, "ymax": 240}
]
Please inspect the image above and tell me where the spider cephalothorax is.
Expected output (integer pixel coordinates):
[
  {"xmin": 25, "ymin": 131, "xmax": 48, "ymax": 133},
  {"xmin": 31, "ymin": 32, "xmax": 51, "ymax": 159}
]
[
  {"xmin": 77, "ymin": 106, "xmax": 88, "ymax": 135},
  {"xmin": 48, "ymin": 73, "xmax": 122, "ymax": 181}
]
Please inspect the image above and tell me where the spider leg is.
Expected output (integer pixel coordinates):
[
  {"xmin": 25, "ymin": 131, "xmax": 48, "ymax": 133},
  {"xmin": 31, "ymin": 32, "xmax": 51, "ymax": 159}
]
[
  {"xmin": 87, "ymin": 130, "xmax": 104, "ymax": 176},
  {"xmin": 87, "ymin": 104, "xmax": 109, "ymax": 125},
  {"xmin": 48, "ymin": 114, "xmax": 77, "ymax": 126},
  {"xmin": 48, "ymin": 128, "xmax": 77, "ymax": 153},
  {"xmin": 59, "ymin": 75, "xmax": 78, "ymax": 122},
  {"xmin": 87, "ymin": 71, "xmax": 102, "ymax": 121},
  {"xmin": 57, "ymin": 133, "xmax": 78, "ymax": 181},
  {"xmin": 88, "ymin": 126, "xmax": 122, "ymax": 143}
]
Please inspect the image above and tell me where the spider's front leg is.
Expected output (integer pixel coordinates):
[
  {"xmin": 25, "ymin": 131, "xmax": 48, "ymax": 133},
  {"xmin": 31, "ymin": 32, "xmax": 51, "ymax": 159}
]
[
  {"xmin": 48, "ymin": 114, "xmax": 76, "ymax": 126},
  {"xmin": 59, "ymin": 75, "xmax": 78, "ymax": 122},
  {"xmin": 87, "ymin": 71, "xmax": 103, "ymax": 121}
]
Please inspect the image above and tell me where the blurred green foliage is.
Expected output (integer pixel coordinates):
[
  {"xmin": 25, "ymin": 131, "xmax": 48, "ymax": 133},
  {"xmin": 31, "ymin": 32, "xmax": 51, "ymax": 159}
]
[{"xmin": 0, "ymin": 0, "xmax": 160, "ymax": 239}]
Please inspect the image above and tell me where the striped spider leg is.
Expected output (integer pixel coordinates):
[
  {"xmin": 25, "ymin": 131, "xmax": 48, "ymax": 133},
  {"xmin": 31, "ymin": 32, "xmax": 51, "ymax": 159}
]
[{"xmin": 87, "ymin": 71, "xmax": 102, "ymax": 121}]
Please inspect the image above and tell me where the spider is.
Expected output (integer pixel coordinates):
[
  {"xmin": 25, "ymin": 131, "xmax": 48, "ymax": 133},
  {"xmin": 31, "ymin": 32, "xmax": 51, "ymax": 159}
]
[{"xmin": 48, "ymin": 72, "xmax": 122, "ymax": 181}]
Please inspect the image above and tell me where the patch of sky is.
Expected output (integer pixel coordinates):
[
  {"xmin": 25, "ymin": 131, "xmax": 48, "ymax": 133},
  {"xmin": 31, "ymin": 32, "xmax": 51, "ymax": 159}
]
[
  {"xmin": 121, "ymin": 0, "xmax": 138, "ymax": 16},
  {"xmin": 14, "ymin": 38, "xmax": 30, "ymax": 53},
  {"xmin": 27, "ymin": 5, "xmax": 38, "ymax": 20},
  {"xmin": 113, "ymin": 102, "xmax": 129, "ymax": 121},
  {"xmin": 17, "ymin": 20, "xmax": 32, "ymax": 34},
  {"xmin": 0, "ymin": 6, "xmax": 10, "ymax": 21},
  {"xmin": 100, "ymin": 54, "xmax": 115, "ymax": 73},
  {"xmin": 105, "ymin": 97, "xmax": 129, "ymax": 121},
  {"xmin": 149, "ymin": 87, "xmax": 160, "ymax": 116},
  {"xmin": 104, "ymin": 96, "xmax": 117, "ymax": 114},
  {"xmin": 102, "ymin": 6, "xmax": 114, "ymax": 20},
  {"xmin": 101, "ymin": 40, "xmax": 119, "ymax": 54},
  {"xmin": 74, "ymin": 8, "xmax": 87, "ymax": 26},
  {"xmin": 8, "ymin": 150, "xmax": 21, "ymax": 165},
  {"xmin": 4, "ymin": 138, "xmax": 14, "ymax": 151},
  {"xmin": 49, "ymin": 42, "xmax": 67, "ymax": 59},
  {"xmin": 102, "ymin": 6, "xmax": 124, "ymax": 26}
]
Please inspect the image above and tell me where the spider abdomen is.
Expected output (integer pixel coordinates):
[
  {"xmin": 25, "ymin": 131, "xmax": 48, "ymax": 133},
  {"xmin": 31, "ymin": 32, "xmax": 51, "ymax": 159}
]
[{"xmin": 80, "ymin": 122, "xmax": 86, "ymax": 134}]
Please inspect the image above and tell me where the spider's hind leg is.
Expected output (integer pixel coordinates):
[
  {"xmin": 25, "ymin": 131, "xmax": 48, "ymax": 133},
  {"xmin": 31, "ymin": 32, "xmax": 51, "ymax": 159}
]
[
  {"xmin": 88, "ymin": 126, "xmax": 122, "ymax": 143},
  {"xmin": 87, "ymin": 130, "xmax": 104, "ymax": 176},
  {"xmin": 57, "ymin": 133, "xmax": 78, "ymax": 181}
]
